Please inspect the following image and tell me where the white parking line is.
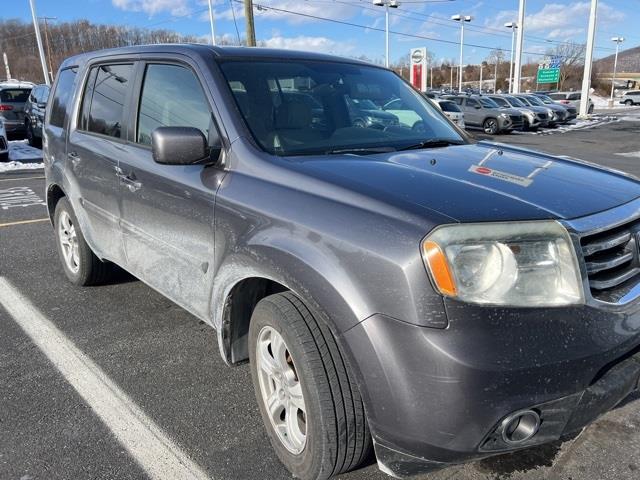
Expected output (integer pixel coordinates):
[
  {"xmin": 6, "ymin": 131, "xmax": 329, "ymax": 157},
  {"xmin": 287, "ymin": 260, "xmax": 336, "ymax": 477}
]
[{"xmin": 0, "ymin": 277, "xmax": 211, "ymax": 480}]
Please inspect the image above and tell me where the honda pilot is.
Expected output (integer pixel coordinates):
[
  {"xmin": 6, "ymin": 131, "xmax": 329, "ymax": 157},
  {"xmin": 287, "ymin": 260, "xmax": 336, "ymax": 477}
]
[{"xmin": 44, "ymin": 45, "xmax": 640, "ymax": 479}]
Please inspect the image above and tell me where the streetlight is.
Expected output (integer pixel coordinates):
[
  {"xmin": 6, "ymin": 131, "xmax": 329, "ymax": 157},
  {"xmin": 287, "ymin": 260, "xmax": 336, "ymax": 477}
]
[
  {"xmin": 207, "ymin": 0, "xmax": 217, "ymax": 46},
  {"xmin": 373, "ymin": 0, "xmax": 399, "ymax": 68},
  {"xmin": 505, "ymin": 22, "xmax": 518, "ymax": 93},
  {"xmin": 451, "ymin": 14, "xmax": 472, "ymax": 92},
  {"xmin": 610, "ymin": 36, "xmax": 624, "ymax": 106}
]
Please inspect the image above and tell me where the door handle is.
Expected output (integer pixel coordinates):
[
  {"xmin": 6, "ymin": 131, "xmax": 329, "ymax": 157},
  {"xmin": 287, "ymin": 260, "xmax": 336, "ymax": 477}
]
[
  {"xmin": 67, "ymin": 151, "xmax": 81, "ymax": 166},
  {"xmin": 115, "ymin": 166, "xmax": 142, "ymax": 192}
]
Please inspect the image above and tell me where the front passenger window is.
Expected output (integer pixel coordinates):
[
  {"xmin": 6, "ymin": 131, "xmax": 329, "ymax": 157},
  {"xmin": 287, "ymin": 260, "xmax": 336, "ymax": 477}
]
[{"xmin": 136, "ymin": 64, "xmax": 211, "ymax": 146}]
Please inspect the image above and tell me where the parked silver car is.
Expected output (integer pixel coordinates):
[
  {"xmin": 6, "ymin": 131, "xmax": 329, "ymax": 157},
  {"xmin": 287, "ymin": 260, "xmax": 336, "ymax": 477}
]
[
  {"xmin": 488, "ymin": 95, "xmax": 549, "ymax": 131},
  {"xmin": 546, "ymin": 91, "xmax": 593, "ymax": 114},
  {"xmin": 446, "ymin": 95, "xmax": 522, "ymax": 134},
  {"xmin": 434, "ymin": 98, "xmax": 465, "ymax": 129},
  {"xmin": 0, "ymin": 81, "xmax": 33, "ymax": 137},
  {"xmin": 514, "ymin": 94, "xmax": 567, "ymax": 125},
  {"xmin": 620, "ymin": 90, "xmax": 640, "ymax": 106}
]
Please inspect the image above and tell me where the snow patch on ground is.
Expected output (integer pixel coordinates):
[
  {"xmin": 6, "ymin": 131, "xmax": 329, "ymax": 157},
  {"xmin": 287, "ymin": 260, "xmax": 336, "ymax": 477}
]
[
  {"xmin": 616, "ymin": 151, "xmax": 640, "ymax": 158},
  {"xmin": 0, "ymin": 140, "xmax": 43, "ymax": 172},
  {"xmin": 537, "ymin": 116, "xmax": 619, "ymax": 135}
]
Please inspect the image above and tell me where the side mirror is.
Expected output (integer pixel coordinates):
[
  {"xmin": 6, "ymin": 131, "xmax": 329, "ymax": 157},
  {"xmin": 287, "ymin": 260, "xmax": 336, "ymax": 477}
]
[{"xmin": 151, "ymin": 126, "xmax": 212, "ymax": 165}]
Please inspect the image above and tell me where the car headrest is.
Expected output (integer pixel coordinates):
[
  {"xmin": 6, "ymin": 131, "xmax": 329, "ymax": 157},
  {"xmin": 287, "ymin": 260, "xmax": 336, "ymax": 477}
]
[{"xmin": 275, "ymin": 100, "xmax": 312, "ymax": 129}]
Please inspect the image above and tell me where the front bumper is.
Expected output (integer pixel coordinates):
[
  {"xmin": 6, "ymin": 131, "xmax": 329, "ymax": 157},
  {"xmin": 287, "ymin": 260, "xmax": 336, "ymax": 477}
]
[{"xmin": 343, "ymin": 301, "xmax": 640, "ymax": 478}]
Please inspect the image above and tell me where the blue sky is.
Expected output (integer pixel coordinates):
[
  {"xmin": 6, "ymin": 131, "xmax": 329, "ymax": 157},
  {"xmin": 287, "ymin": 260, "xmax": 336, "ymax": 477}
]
[{"xmin": 8, "ymin": 0, "xmax": 638, "ymax": 65}]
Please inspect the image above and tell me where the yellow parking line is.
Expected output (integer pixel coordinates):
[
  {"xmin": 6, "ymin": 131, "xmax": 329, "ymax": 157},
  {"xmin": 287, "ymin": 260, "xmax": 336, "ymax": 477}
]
[
  {"xmin": 0, "ymin": 218, "xmax": 49, "ymax": 228},
  {"xmin": 0, "ymin": 176, "xmax": 45, "ymax": 182}
]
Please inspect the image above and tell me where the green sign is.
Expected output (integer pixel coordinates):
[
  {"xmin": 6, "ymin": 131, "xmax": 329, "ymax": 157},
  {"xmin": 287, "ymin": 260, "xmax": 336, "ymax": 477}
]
[{"xmin": 537, "ymin": 68, "xmax": 560, "ymax": 84}]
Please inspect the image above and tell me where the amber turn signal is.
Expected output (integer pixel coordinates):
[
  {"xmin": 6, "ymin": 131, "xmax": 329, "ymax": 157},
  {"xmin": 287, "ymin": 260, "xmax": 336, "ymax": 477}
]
[{"xmin": 422, "ymin": 240, "xmax": 457, "ymax": 297}]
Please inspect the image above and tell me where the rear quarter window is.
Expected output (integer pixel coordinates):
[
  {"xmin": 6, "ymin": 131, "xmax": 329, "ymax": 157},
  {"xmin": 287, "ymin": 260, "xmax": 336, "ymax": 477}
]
[{"xmin": 49, "ymin": 67, "xmax": 78, "ymax": 127}]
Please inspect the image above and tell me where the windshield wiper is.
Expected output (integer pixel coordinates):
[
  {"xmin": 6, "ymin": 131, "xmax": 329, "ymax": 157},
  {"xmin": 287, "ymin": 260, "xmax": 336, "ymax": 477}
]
[
  {"xmin": 326, "ymin": 146, "xmax": 397, "ymax": 155},
  {"xmin": 397, "ymin": 138, "xmax": 464, "ymax": 151}
]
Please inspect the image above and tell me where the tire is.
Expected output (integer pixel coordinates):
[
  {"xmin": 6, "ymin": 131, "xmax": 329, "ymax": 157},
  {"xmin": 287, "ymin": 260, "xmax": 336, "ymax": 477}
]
[
  {"xmin": 249, "ymin": 292, "xmax": 371, "ymax": 480},
  {"xmin": 588, "ymin": 104, "xmax": 594, "ymax": 114},
  {"xmin": 0, "ymin": 151, "xmax": 8, "ymax": 162},
  {"xmin": 483, "ymin": 117, "xmax": 499, "ymax": 135},
  {"xmin": 26, "ymin": 123, "xmax": 41, "ymax": 148},
  {"xmin": 625, "ymin": 100, "xmax": 633, "ymax": 106},
  {"xmin": 53, "ymin": 197, "xmax": 113, "ymax": 286}
]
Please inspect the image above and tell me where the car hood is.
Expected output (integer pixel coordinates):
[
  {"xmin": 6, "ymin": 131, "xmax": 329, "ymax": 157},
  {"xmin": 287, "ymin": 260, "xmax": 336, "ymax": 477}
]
[{"xmin": 291, "ymin": 142, "xmax": 640, "ymax": 223}]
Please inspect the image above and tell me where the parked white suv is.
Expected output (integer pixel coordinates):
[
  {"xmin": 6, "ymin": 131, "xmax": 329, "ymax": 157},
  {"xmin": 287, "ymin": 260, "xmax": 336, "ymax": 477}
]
[{"xmin": 620, "ymin": 90, "xmax": 640, "ymax": 106}]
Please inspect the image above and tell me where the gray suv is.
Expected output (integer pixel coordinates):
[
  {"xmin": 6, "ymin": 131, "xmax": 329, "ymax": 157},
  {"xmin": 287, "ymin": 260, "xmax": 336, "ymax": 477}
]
[
  {"xmin": 447, "ymin": 95, "xmax": 523, "ymax": 134},
  {"xmin": 44, "ymin": 45, "xmax": 640, "ymax": 480}
]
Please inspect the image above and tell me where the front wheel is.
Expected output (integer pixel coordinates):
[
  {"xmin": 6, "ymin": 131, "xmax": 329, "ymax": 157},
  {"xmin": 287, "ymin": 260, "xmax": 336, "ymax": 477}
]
[
  {"xmin": 625, "ymin": 99, "xmax": 633, "ymax": 106},
  {"xmin": 0, "ymin": 151, "xmax": 8, "ymax": 162},
  {"xmin": 249, "ymin": 292, "xmax": 371, "ymax": 480},
  {"xmin": 54, "ymin": 197, "xmax": 113, "ymax": 286},
  {"xmin": 483, "ymin": 118, "xmax": 499, "ymax": 135}
]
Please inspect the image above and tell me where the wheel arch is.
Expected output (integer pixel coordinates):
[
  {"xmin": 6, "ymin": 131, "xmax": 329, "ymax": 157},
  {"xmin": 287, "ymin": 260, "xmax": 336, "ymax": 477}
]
[{"xmin": 46, "ymin": 183, "xmax": 66, "ymax": 225}]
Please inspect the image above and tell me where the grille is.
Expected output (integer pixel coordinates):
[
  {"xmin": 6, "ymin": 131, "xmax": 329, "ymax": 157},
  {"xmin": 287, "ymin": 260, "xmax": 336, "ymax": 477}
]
[
  {"xmin": 509, "ymin": 114, "xmax": 522, "ymax": 122},
  {"xmin": 537, "ymin": 113, "xmax": 548, "ymax": 120},
  {"xmin": 581, "ymin": 220, "xmax": 640, "ymax": 302}
]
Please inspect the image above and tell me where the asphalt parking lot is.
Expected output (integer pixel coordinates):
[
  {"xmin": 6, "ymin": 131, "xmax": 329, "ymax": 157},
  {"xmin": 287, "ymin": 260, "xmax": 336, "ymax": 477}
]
[{"xmin": 2, "ymin": 112, "xmax": 640, "ymax": 480}]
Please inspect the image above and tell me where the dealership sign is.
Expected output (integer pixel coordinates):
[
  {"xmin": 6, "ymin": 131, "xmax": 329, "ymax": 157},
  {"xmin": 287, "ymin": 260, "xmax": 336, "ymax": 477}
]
[
  {"xmin": 410, "ymin": 47, "xmax": 428, "ymax": 92},
  {"xmin": 537, "ymin": 56, "xmax": 561, "ymax": 84}
]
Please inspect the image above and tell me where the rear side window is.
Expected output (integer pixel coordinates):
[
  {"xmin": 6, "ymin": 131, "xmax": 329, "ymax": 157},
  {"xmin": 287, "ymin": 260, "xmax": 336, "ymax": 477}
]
[
  {"xmin": 466, "ymin": 98, "xmax": 480, "ymax": 108},
  {"xmin": 1, "ymin": 88, "xmax": 31, "ymax": 103},
  {"xmin": 82, "ymin": 64, "xmax": 133, "ymax": 139},
  {"xmin": 49, "ymin": 67, "xmax": 78, "ymax": 127},
  {"xmin": 439, "ymin": 101, "xmax": 461, "ymax": 113},
  {"xmin": 136, "ymin": 64, "xmax": 211, "ymax": 146}
]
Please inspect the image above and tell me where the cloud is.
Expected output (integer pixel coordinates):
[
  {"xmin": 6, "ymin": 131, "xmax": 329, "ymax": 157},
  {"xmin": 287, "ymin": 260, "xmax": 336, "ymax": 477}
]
[
  {"xmin": 246, "ymin": 0, "xmax": 361, "ymax": 25},
  {"xmin": 261, "ymin": 35, "xmax": 355, "ymax": 55},
  {"xmin": 111, "ymin": 0, "xmax": 191, "ymax": 17},
  {"xmin": 486, "ymin": 1, "xmax": 624, "ymax": 36}
]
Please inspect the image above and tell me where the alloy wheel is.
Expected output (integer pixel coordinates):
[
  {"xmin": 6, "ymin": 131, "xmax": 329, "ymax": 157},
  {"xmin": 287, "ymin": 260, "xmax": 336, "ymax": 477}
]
[
  {"xmin": 256, "ymin": 326, "xmax": 307, "ymax": 455},
  {"xmin": 58, "ymin": 210, "xmax": 80, "ymax": 273}
]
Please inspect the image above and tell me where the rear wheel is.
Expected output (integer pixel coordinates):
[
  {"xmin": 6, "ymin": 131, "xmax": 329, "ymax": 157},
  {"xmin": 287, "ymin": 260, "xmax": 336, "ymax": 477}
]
[
  {"xmin": 54, "ymin": 197, "xmax": 113, "ymax": 286},
  {"xmin": 26, "ymin": 123, "xmax": 41, "ymax": 148},
  {"xmin": 625, "ymin": 99, "xmax": 633, "ymax": 106},
  {"xmin": 0, "ymin": 151, "xmax": 8, "ymax": 162},
  {"xmin": 483, "ymin": 117, "xmax": 499, "ymax": 135},
  {"xmin": 249, "ymin": 292, "xmax": 371, "ymax": 480}
]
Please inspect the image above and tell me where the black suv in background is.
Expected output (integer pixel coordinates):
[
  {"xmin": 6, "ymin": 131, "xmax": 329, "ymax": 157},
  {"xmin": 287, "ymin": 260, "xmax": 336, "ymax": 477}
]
[
  {"xmin": 24, "ymin": 83, "xmax": 50, "ymax": 147},
  {"xmin": 44, "ymin": 45, "xmax": 640, "ymax": 480}
]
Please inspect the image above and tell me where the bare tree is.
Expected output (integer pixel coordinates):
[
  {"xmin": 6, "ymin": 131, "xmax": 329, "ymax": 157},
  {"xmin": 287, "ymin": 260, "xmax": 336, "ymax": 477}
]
[{"xmin": 547, "ymin": 42, "xmax": 585, "ymax": 90}]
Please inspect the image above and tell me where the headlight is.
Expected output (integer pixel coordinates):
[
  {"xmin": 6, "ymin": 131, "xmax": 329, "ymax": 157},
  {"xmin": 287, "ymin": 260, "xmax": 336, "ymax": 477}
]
[
  {"xmin": 421, "ymin": 221, "xmax": 584, "ymax": 306},
  {"xmin": 499, "ymin": 113, "xmax": 510, "ymax": 119}
]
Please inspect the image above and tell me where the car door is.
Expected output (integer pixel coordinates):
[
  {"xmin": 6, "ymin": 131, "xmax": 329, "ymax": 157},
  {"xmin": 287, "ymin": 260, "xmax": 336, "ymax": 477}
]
[
  {"xmin": 66, "ymin": 62, "xmax": 135, "ymax": 265},
  {"xmin": 116, "ymin": 60, "xmax": 225, "ymax": 318},
  {"xmin": 464, "ymin": 98, "xmax": 482, "ymax": 126}
]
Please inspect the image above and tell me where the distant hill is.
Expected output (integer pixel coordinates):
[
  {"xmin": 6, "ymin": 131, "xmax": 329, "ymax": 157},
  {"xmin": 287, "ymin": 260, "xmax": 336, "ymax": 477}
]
[{"xmin": 595, "ymin": 45, "xmax": 640, "ymax": 73}]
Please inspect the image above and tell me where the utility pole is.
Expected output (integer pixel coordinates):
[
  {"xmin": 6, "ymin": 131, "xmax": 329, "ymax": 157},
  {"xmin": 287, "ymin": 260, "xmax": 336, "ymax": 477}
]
[
  {"xmin": 3, "ymin": 52, "xmax": 11, "ymax": 81},
  {"xmin": 207, "ymin": 0, "xmax": 217, "ymax": 46},
  {"xmin": 479, "ymin": 63, "xmax": 483, "ymax": 91},
  {"xmin": 512, "ymin": 0, "xmax": 526, "ymax": 93},
  {"xmin": 494, "ymin": 60, "xmax": 498, "ymax": 92},
  {"xmin": 244, "ymin": 0, "xmax": 256, "ymax": 46},
  {"xmin": 29, "ymin": 0, "xmax": 50, "ymax": 85},
  {"xmin": 579, "ymin": 0, "xmax": 598, "ymax": 118},
  {"xmin": 505, "ymin": 22, "xmax": 517, "ymax": 93},
  {"xmin": 452, "ymin": 14, "xmax": 472, "ymax": 92},
  {"xmin": 609, "ymin": 37, "xmax": 624, "ymax": 107},
  {"xmin": 40, "ymin": 16, "xmax": 56, "ymax": 82}
]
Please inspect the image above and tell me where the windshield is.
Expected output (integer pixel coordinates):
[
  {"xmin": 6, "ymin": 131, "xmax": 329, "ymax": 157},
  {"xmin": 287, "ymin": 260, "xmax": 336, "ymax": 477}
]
[
  {"xmin": 219, "ymin": 60, "xmax": 464, "ymax": 156},
  {"xmin": 0, "ymin": 88, "xmax": 30, "ymax": 103},
  {"xmin": 478, "ymin": 97, "xmax": 499, "ymax": 108},
  {"xmin": 505, "ymin": 95, "xmax": 526, "ymax": 107},
  {"xmin": 537, "ymin": 95, "xmax": 554, "ymax": 104},
  {"xmin": 489, "ymin": 97, "xmax": 509, "ymax": 107},
  {"xmin": 525, "ymin": 95, "xmax": 545, "ymax": 106}
]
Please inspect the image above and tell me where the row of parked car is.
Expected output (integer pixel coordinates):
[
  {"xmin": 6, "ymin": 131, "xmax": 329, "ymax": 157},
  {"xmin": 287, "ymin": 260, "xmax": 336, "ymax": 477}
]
[
  {"xmin": 428, "ymin": 91, "xmax": 589, "ymax": 135},
  {"xmin": 0, "ymin": 80, "xmax": 50, "ymax": 160}
]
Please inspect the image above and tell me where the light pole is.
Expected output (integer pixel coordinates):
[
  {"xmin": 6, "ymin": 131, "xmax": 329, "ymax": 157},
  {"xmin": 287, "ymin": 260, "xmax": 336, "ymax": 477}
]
[
  {"xmin": 374, "ymin": 0, "xmax": 399, "ymax": 68},
  {"xmin": 579, "ymin": 0, "xmax": 598, "ymax": 118},
  {"xmin": 207, "ymin": 0, "xmax": 217, "ymax": 46},
  {"xmin": 610, "ymin": 36, "xmax": 624, "ymax": 106},
  {"xmin": 28, "ymin": 0, "xmax": 50, "ymax": 85},
  {"xmin": 505, "ymin": 22, "xmax": 517, "ymax": 93},
  {"xmin": 479, "ymin": 63, "xmax": 483, "ymax": 92},
  {"xmin": 513, "ymin": 0, "xmax": 526, "ymax": 93},
  {"xmin": 451, "ymin": 14, "xmax": 472, "ymax": 92}
]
